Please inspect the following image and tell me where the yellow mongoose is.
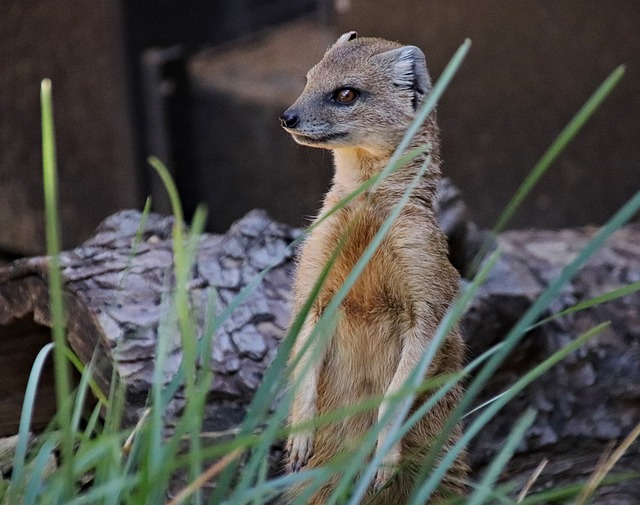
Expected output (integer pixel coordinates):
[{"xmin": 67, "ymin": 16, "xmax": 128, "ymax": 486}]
[{"xmin": 280, "ymin": 32, "xmax": 469, "ymax": 504}]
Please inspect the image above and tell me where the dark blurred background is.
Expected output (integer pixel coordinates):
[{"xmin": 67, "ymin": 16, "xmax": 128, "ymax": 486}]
[{"xmin": 1, "ymin": 0, "xmax": 638, "ymax": 257}]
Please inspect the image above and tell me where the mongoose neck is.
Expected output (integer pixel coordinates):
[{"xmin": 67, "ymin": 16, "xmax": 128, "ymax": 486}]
[
  {"xmin": 331, "ymin": 125, "xmax": 439, "ymax": 197},
  {"xmin": 332, "ymin": 148, "xmax": 388, "ymax": 193}
]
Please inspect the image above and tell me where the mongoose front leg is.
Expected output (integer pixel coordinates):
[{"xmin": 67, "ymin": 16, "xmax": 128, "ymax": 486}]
[
  {"xmin": 374, "ymin": 322, "xmax": 435, "ymax": 490},
  {"xmin": 287, "ymin": 316, "xmax": 323, "ymax": 472}
]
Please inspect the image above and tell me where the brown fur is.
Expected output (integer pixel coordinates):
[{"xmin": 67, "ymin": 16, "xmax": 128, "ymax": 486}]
[{"xmin": 281, "ymin": 32, "xmax": 469, "ymax": 504}]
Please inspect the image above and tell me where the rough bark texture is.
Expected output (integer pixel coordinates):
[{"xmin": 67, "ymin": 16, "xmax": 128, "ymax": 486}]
[
  {"xmin": 0, "ymin": 209, "xmax": 299, "ymax": 434},
  {"xmin": 0, "ymin": 192, "xmax": 638, "ymax": 501},
  {"xmin": 464, "ymin": 226, "xmax": 640, "ymax": 503}
]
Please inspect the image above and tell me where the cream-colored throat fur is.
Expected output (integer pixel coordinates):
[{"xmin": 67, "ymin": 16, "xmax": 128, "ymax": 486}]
[{"xmin": 332, "ymin": 148, "xmax": 389, "ymax": 194}]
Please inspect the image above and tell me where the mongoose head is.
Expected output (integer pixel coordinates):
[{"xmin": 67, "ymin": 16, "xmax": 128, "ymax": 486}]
[{"xmin": 280, "ymin": 31, "xmax": 432, "ymax": 156}]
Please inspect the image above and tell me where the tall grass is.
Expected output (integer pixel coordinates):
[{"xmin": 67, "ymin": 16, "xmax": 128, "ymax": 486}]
[{"xmin": 2, "ymin": 43, "xmax": 638, "ymax": 505}]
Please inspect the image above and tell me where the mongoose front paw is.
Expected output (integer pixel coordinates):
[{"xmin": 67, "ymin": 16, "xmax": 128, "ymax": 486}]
[
  {"xmin": 373, "ymin": 466, "xmax": 394, "ymax": 492},
  {"xmin": 286, "ymin": 433, "xmax": 314, "ymax": 472},
  {"xmin": 373, "ymin": 444, "xmax": 400, "ymax": 491}
]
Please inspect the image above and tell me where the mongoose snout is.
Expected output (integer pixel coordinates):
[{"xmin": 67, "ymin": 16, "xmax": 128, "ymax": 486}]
[{"xmin": 279, "ymin": 110, "xmax": 299, "ymax": 129}]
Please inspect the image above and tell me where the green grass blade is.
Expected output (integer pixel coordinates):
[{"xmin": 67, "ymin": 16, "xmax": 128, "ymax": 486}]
[
  {"xmin": 23, "ymin": 436, "xmax": 58, "ymax": 505},
  {"xmin": 143, "ymin": 159, "xmax": 203, "ymax": 502},
  {"xmin": 63, "ymin": 346, "xmax": 108, "ymax": 407},
  {"xmin": 75, "ymin": 432, "xmax": 130, "ymax": 504},
  {"xmin": 83, "ymin": 401, "xmax": 103, "ymax": 439},
  {"xmin": 9, "ymin": 342, "xmax": 54, "ymax": 498},
  {"xmin": 219, "ymin": 468, "xmax": 331, "ymax": 505},
  {"xmin": 411, "ymin": 322, "xmax": 610, "ymax": 502},
  {"xmin": 469, "ymin": 188, "xmax": 640, "ymax": 407},
  {"xmin": 148, "ymin": 156, "xmax": 193, "ymax": 399},
  {"xmin": 148, "ymin": 157, "xmax": 195, "ymax": 386},
  {"xmin": 63, "ymin": 476, "xmax": 139, "ymax": 505},
  {"xmin": 40, "ymin": 77, "xmax": 75, "ymax": 499},
  {"xmin": 529, "ymin": 280, "xmax": 640, "ymax": 331},
  {"xmin": 168, "ymin": 281, "xmax": 218, "ymax": 498},
  {"xmin": 346, "ymin": 249, "xmax": 501, "ymax": 504},
  {"xmin": 147, "ymin": 294, "xmax": 176, "ymax": 497},
  {"xmin": 148, "ymin": 156, "xmax": 184, "ymax": 225},
  {"xmin": 131, "ymin": 160, "xmax": 212, "ymax": 504},
  {"xmin": 149, "ymin": 162, "xmax": 208, "ymax": 503},
  {"xmin": 377, "ymin": 39, "xmax": 471, "ymax": 184},
  {"xmin": 462, "ymin": 390, "xmax": 509, "ymax": 420},
  {"xmin": 211, "ymin": 233, "xmax": 347, "ymax": 503},
  {"xmin": 70, "ymin": 355, "xmax": 96, "ymax": 432},
  {"xmin": 119, "ymin": 196, "xmax": 152, "ymax": 289},
  {"xmin": 467, "ymin": 409, "xmax": 537, "ymax": 505},
  {"xmin": 411, "ymin": 184, "xmax": 640, "ymax": 503},
  {"xmin": 148, "ymin": 159, "xmax": 205, "ymax": 391},
  {"xmin": 94, "ymin": 367, "xmax": 125, "ymax": 495},
  {"xmin": 103, "ymin": 365, "xmax": 125, "ymax": 435},
  {"xmin": 177, "ymin": 204, "xmax": 209, "ymax": 505}
]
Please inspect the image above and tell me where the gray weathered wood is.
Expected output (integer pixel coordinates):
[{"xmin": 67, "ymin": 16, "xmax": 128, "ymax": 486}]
[
  {"xmin": 0, "ymin": 209, "xmax": 298, "ymax": 434},
  {"xmin": 464, "ymin": 226, "xmax": 640, "ymax": 503},
  {"xmin": 0, "ymin": 205, "xmax": 638, "ymax": 502}
]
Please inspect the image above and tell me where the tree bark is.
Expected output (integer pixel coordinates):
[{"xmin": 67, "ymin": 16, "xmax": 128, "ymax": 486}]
[
  {"xmin": 0, "ymin": 209, "xmax": 299, "ymax": 433},
  {"xmin": 0, "ymin": 206, "xmax": 638, "ymax": 502},
  {"xmin": 464, "ymin": 226, "xmax": 640, "ymax": 503}
]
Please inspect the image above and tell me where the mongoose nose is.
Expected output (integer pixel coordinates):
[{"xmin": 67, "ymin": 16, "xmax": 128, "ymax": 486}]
[{"xmin": 279, "ymin": 111, "xmax": 299, "ymax": 129}]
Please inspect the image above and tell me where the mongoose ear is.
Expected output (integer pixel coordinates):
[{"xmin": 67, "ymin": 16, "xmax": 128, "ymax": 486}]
[
  {"xmin": 334, "ymin": 31, "xmax": 358, "ymax": 45},
  {"xmin": 374, "ymin": 45, "xmax": 431, "ymax": 109}
]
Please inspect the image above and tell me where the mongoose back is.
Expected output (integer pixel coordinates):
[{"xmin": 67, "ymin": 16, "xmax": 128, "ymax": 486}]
[{"xmin": 280, "ymin": 32, "xmax": 469, "ymax": 504}]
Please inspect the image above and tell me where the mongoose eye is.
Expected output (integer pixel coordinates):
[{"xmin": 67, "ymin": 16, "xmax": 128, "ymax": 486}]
[{"xmin": 332, "ymin": 87, "xmax": 359, "ymax": 105}]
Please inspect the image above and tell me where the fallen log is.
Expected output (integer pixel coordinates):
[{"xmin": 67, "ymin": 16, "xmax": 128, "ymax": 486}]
[
  {"xmin": 0, "ymin": 209, "xmax": 298, "ymax": 434},
  {"xmin": 465, "ymin": 226, "xmax": 640, "ymax": 503},
  {"xmin": 0, "ymin": 205, "xmax": 638, "ymax": 502}
]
